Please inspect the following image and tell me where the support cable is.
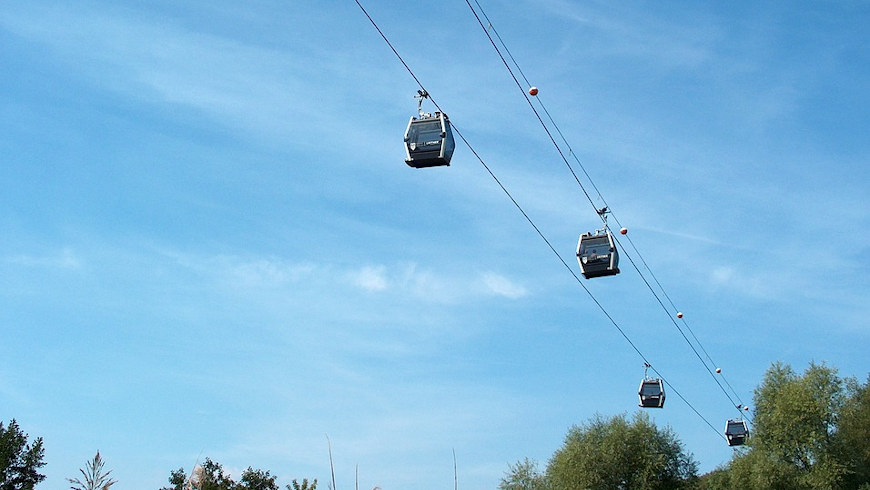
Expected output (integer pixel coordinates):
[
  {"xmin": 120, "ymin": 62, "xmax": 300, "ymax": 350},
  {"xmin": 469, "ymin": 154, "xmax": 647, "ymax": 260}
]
[
  {"xmin": 353, "ymin": 0, "xmax": 728, "ymax": 441},
  {"xmin": 463, "ymin": 0, "xmax": 751, "ymax": 422}
]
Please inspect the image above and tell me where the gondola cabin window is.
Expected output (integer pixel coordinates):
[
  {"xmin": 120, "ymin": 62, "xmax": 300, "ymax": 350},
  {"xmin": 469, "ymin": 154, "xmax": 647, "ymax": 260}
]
[{"xmin": 407, "ymin": 121, "xmax": 443, "ymax": 150}]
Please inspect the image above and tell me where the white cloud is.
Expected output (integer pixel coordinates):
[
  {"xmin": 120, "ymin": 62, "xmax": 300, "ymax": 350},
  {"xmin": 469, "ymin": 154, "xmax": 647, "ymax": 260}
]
[
  {"xmin": 708, "ymin": 265, "xmax": 765, "ymax": 297},
  {"xmin": 186, "ymin": 255, "xmax": 530, "ymax": 305},
  {"xmin": 228, "ymin": 258, "xmax": 316, "ymax": 288},
  {"xmin": 0, "ymin": 3, "xmax": 371, "ymax": 150},
  {"xmin": 482, "ymin": 272, "xmax": 528, "ymax": 299},
  {"xmin": 165, "ymin": 251, "xmax": 317, "ymax": 289},
  {"xmin": 706, "ymin": 263, "xmax": 802, "ymax": 302},
  {"xmin": 345, "ymin": 262, "xmax": 533, "ymax": 302},
  {"xmin": 350, "ymin": 265, "xmax": 389, "ymax": 292},
  {"xmin": 166, "ymin": 253, "xmax": 466, "ymax": 303},
  {"xmin": 400, "ymin": 266, "xmax": 458, "ymax": 303}
]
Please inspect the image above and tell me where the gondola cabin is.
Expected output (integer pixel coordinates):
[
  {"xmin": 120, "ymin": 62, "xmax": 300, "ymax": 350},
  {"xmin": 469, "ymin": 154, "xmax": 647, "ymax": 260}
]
[
  {"xmin": 638, "ymin": 378, "xmax": 666, "ymax": 408},
  {"xmin": 725, "ymin": 419, "xmax": 748, "ymax": 446},
  {"xmin": 403, "ymin": 112, "xmax": 455, "ymax": 168},
  {"xmin": 576, "ymin": 231, "xmax": 620, "ymax": 279}
]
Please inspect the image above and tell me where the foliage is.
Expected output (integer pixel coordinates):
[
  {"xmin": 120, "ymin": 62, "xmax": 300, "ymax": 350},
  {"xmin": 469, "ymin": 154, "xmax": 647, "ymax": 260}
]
[
  {"xmin": 68, "ymin": 451, "xmax": 116, "ymax": 490},
  {"xmin": 696, "ymin": 466, "xmax": 731, "ymax": 490},
  {"xmin": 164, "ymin": 467, "xmax": 189, "ymax": 490},
  {"xmin": 836, "ymin": 375, "xmax": 870, "ymax": 488},
  {"xmin": 546, "ymin": 412, "xmax": 697, "ymax": 490},
  {"xmin": 706, "ymin": 362, "xmax": 870, "ymax": 489},
  {"xmin": 286, "ymin": 479, "xmax": 316, "ymax": 490},
  {"xmin": 498, "ymin": 458, "xmax": 547, "ymax": 490},
  {"xmin": 0, "ymin": 419, "xmax": 46, "ymax": 490},
  {"xmin": 238, "ymin": 468, "xmax": 278, "ymax": 490},
  {"xmin": 160, "ymin": 458, "xmax": 315, "ymax": 490},
  {"xmin": 162, "ymin": 459, "xmax": 236, "ymax": 490},
  {"xmin": 502, "ymin": 412, "xmax": 697, "ymax": 490}
]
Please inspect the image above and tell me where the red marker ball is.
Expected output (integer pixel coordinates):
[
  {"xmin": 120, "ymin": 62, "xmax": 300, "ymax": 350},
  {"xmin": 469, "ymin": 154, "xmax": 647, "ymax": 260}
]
[
  {"xmin": 677, "ymin": 312, "xmax": 684, "ymax": 318},
  {"xmin": 620, "ymin": 227, "xmax": 628, "ymax": 235},
  {"xmin": 716, "ymin": 368, "xmax": 722, "ymax": 373},
  {"xmin": 528, "ymin": 86, "xmax": 539, "ymax": 96}
]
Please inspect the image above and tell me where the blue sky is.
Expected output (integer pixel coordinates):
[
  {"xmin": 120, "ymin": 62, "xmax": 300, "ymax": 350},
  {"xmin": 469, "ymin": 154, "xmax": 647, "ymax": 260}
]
[{"xmin": 1, "ymin": 1, "xmax": 868, "ymax": 488}]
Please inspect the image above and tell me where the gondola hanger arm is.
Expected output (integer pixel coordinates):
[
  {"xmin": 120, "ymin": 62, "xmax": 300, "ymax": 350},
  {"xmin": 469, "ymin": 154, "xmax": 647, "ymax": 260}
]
[{"xmin": 415, "ymin": 89, "xmax": 431, "ymax": 118}]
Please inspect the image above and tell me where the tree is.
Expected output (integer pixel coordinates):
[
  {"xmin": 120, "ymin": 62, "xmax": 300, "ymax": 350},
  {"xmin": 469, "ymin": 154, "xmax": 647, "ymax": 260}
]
[
  {"xmin": 286, "ymin": 479, "xmax": 316, "ymax": 490},
  {"xmin": 502, "ymin": 412, "xmax": 697, "ymax": 490},
  {"xmin": 163, "ymin": 468, "xmax": 187, "ymax": 490},
  {"xmin": 836, "ymin": 375, "xmax": 870, "ymax": 488},
  {"xmin": 725, "ymin": 362, "xmax": 855, "ymax": 489},
  {"xmin": 160, "ymin": 459, "xmax": 316, "ymax": 490},
  {"xmin": 498, "ymin": 458, "xmax": 547, "ymax": 490},
  {"xmin": 548, "ymin": 412, "xmax": 697, "ymax": 490},
  {"xmin": 704, "ymin": 362, "xmax": 870, "ymax": 489},
  {"xmin": 696, "ymin": 466, "xmax": 731, "ymax": 490},
  {"xmin": 161, "ymin": 459, "xmax": 236, "ymax": 490},
  {"xmin": 0, "ymin": 419, "xmax": 46, "ymax": 490},
  {"xmin": 68, "ymin": 451, "xmax": 116, "ymax": 490},
  {"xmin": 239, "ymin": 468, "xmax": 277, "ymax": 490}
]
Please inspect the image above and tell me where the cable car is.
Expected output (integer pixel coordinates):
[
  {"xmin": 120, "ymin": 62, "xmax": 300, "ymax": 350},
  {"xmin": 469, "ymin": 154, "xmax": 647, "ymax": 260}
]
[
  {"xmin": 725, "ymin": 419, "xmax": 748, "ymax": 446},
  {"xmin": 638, "ymin": 378, "xmax": 666, "ymax": 408},
  {"xmin": 404, "ymin": 90, "xmax": 455, "ymax": 169},
  {"xmin": 576, "ymin": 207, "xmax": 620, "ymax": 279},
  {"xmin": 576, "ymin": 230, "xmax": 619, "ymax": 279},
  {"xmin": 576, "ymin": 230, "xmax": 619, "ymax": 278},
  {"xmin": 638, "ymin": 363, "xmax": 665, "ymax": 408}
]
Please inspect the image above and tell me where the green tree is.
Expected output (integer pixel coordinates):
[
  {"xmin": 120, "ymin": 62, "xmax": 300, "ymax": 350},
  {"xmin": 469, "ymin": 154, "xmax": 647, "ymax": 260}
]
[
  {"xmin": 163, "ymin": 468, "xmax": 186, "ymax": 490},
  {"xmin": 286, "ymin": 479, "xmax": 316, "ymax": 490},
  {"xmin": 727, "ymin": 362, "xmax": 853, "ymax": 489},
  {"xmin": 239, "ymin": 468, "xmax": 277, "ymax": 490},
  {"xmin": 197, "ymin": 459, "xmax": 239, "ymax": 490},
  {"xmin": 836, "ymin": 375, "xmax": 870, "ymax": 488},
  {"xmin": 696, "ymin": 466, "xmax": 731, "ymax": 490},
  {"xmin": 0, "ymin": 419, "xmax": 46, "ymax": 490},
  {"xmin": 161, "ymin": 459, "xmax": 236, "ymax": 490},
  {"xmin": 506, "ymin": 412, "xmax": 697, "ymax": 490},
  {"xmin": 68, "ymin": 451, "xmax": 116, "ymax": 490},
  {"xmin": 498, "ymin": 458, "xmax": 547, "ymax": 490},
  {"xmin": 160, "ymin": 459, "xmax": 316, "ymax": 490},
  {"xmin": 702, "ymin": 362, "xmax": 870, "ymax": 489}
]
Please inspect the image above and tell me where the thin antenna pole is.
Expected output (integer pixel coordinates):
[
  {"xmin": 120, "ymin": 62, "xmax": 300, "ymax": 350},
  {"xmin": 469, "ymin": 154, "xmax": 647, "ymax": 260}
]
[
  {"xmin": 186, "ymin": 449, "xmax": 204, "ymax": 490},
  {"xmin": 327, "ymin": 435, "xmax": 337, "ymax": 490},
  {"xmin": 453, "ymin": 449, "xmax": 458, "ymax": 490}
]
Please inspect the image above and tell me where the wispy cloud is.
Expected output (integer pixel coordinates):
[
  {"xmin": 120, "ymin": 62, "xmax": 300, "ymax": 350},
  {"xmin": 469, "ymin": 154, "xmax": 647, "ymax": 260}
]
[
  {"xmin": 164, "ymin": 251, "xmax": 529, "ymax": 305},
  {"xmin": 633, "ymin": 225, "xmax": 725, "ymax": 247},
  {"xmin": 534, "ymin": 0, "xmax": 715, "ymax": 68},
  {"xmin": 482, "ymin": 272, "xmax": 528, "ymax": 299},
  {"xmin": 0, "ymin": 3, "xmax": 389, "ymax": 151},
  {"xmin": 346, "ymin": 263, "xmax": 530, "ymax": 301},
  {"xmin": 227, "ymin": 259, "xmax": 317, "ymax": 288},
  {"xmin": 350, "ymin": 265, "xmax": 389, "ymax": 292},
  {"xmin": 708, "ymin": 265, "xmax": 779, "ymax": 300},
  {"xmin": 3, "ymin": 248, "xmax": 81, "ymax": 270}
]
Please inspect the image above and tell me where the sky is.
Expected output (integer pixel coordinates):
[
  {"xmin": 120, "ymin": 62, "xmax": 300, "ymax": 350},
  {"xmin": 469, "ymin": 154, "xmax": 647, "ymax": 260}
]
[{"xmin": 1, "ymin": 1, "xmax": 868, "ymax": 488}]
